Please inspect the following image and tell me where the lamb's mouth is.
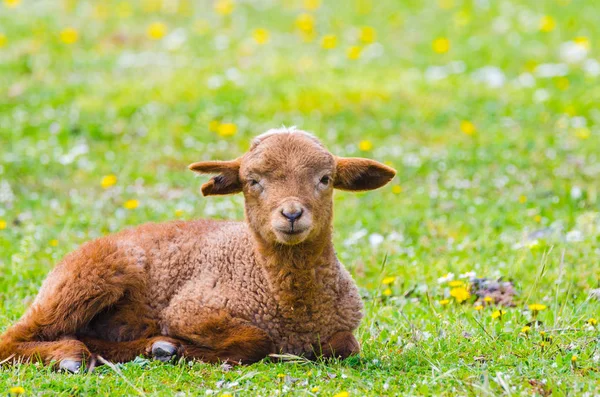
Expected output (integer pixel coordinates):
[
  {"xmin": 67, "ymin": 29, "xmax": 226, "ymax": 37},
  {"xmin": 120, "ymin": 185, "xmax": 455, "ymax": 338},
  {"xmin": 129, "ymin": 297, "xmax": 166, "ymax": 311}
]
[{"xmin": 274, "ymin": 226, "xmax": 310, "ymax": 243}]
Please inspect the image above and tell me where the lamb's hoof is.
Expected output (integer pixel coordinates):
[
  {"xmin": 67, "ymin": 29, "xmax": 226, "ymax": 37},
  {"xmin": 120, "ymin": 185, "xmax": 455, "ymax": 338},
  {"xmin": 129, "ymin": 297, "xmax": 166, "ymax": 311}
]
[
  {"xmin": 59, "ymin": 359, "xmax": 82, "ymax": 373},
  {"xmin": 151, "ymin": 340, "xmax": 178, "ymax": 362}
]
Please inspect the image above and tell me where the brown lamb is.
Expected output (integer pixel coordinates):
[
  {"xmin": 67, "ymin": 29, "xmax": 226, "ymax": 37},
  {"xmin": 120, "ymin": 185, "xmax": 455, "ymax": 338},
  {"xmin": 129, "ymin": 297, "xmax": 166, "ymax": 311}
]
[{"xmin": 0, "ymin": 128, "xmax": 396, "ymax": 372}]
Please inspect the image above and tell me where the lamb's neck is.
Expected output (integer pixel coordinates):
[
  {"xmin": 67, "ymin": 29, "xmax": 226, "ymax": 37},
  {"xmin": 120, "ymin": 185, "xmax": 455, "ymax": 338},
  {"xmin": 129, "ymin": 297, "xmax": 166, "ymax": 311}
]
[{"xmin": 254, "ymin": 234, "xmax": 339, "ymax": 315}]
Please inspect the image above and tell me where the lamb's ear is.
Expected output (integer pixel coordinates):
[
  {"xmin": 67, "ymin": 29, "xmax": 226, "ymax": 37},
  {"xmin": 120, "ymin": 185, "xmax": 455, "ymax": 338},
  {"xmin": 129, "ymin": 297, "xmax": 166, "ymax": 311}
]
[
  {"xmin": 188, "ymin": 159, "xmax": 242, "ymax": 196},
  {"xmin": 334, "ymin": 157, "xmax": 396, "ymax": 191}
]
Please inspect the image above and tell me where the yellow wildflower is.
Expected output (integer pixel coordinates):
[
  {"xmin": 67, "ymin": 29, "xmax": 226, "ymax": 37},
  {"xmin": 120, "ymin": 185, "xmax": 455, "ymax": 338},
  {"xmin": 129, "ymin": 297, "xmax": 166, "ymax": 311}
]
[
  {"xmin": 382, "ymin": 276, "xmax": 396, "ymax": 285},
  {"xmin": 521, "ymin": 325, "xmax": 531, "ymax": 334},
  {"xmin": 303, "ymin": 0, "xmax": 320, "ymax": 10},
  {"xmin": 450, "ymin": 287, "xmax": 470, "ymax": 303},
  {"xmin": 214, "ymin": 0, "xmax": 234, "ymax": 15},
  {"xmin": 217, "ymin": 123, "xmax": 237, "ymax": 137},
  {"xmin": 3, "ymin": 0, "xmax": 21, "ymax": 8},
  {"xmin": 333, "ymin": 392, "xmax": 349, "ymax": 397},
  {"xmin": 392, "ymin": 185, "xmax": 402, "ymax": 194},
  {"xmin": 147, "ymin": 22, "xmax": 167, "ymax": 40},
  {"xmin": 534, "ymin": 215, "xmax": 542, "ymax": 223},
  {"xmin": 0, "ymin": 219, "xmax": 6, "ymax": 230},
  {"xmin": 539, "ymin": 16, "xmax": 556, "ymax": 32},
  {"xmin": 483, "ymin": 296, "xmax": 493, "ymax": 303},
  {"xmin": 49, "ymin": 239, "xmax": 59, "ymax": 247},
  {"xmin": 519, "ymin": 195, "xmax": 527, "ymax": 203},
  {"xmin": 555, "ymin": 77, "xmax": 569, "ymax": 90},
  {"xmin": 439, "ymin": 299, "xmax": 450, "ymax": 306},
  {"xmin": 0, "ymin": 33, "xmax": 6, "ymax": 48},
  {"xmin": 383, "ymin": 288, "xmax": 392, "ymax": 296},
  {"xmin": 528, "ymin": 303, "xmax": 547, "ymax": 313},
  {"xmin": 460, "ymin": 120, "xmax": 476, "ymax": 135},
  {"xmin": 474, "ymin": 304, "xmax": 483, "ymax": 311},
  {"xmin": 321, "ymin": 34, "xmax": 337, "ymax": 50},
  {"xmin": 575, "ymin": 127, "xmax": 590, "ymax": 140},
  {"xmin": 448, "ymin": 280, "xmax": 464, "ymax": 287},
  {"xmin": 574, "ymin": 36, "xmax": 590, "ymax": 50},
  {"xmin": 221, "ymin": 394, "xmax": 233, "ymax": 397},
  {"xmin": 60, "ymin": 27, "xmax": 79, "ymax": 45},
  {"xmin": 587, "ymin": 318, "xmax": 598, "ymax": 326},
  {"xmin": 277, "ymin": 373, "xmax": 285, "ymax": 378},
  {"xmin": 296, "ymin": 13, "xmax": 315, "ymax": 32},
  {"xmin": 491, "ymin": 310, "xmax": 505, "ymax": 319},
  {"xmin": 311, "ymin": 386, "xmax": 320, "ymax": 392},
  {"xmin": 358, "ymin": 140, "xmax": 372, "ymax": 151},
  {"xmin": 347, "ymin": 46, "xmax": 362, "ymax": 60},
  {"xmin": 123, "ymin": 199, "xmax": 139, "ymax": 210},
  {"xmin": 9, "ymin": 387, "xmax": 25, "ymax": 395},
  {"xmin": 571, "ymin": 355, "xmax": 577, "ymax": 362},
  {"xmin": 253, "ymin": 28, "xmax": 270, "ymax": 45},
  {"xmin": 432, "ymin": 37, "xmax": 450, "ymax": 53},
  {"xmin": 174, "ymin": 209, "xmax": 185, "ymax": 217},
  {"xmin": 101, "ymin": 175, "xmax": 117, "ymax": 189},
  {"xmin": 359, "ymin": 26, "xmax": 376, "ymax": 43}
]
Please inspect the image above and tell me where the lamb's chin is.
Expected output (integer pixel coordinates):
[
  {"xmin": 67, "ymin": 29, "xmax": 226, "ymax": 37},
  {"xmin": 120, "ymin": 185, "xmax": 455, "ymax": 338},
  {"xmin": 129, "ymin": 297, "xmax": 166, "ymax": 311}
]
[{"xmin": 273, "ymin": 229, "xmax": 311, "ymax": 246}]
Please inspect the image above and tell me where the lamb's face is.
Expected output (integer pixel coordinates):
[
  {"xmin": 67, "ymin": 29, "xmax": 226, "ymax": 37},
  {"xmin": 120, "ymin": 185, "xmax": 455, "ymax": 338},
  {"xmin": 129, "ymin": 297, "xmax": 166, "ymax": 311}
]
[
  {"xmin": 240, "ymin": 132, "xmax": 336, "ymax": 245},
  {"xmin": 189, "ymin": 129, "xmax": 397, "ymax": 247}
]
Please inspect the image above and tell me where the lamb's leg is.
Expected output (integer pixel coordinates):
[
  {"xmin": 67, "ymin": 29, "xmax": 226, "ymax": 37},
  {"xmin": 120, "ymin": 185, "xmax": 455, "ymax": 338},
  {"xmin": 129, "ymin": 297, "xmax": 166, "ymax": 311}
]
[
  {"xmin": 78, "ymin": 336, "xmax": 185, "ymax": 363},
  {"xmin": 317, "ymin": 331, "xmax": 360, "ymax": 360},
  {"xmin": 0, "ymin": 238, "xmax": 146, "ymax": 370},
  {"xmin": 165, "ymin": 306, "xmax": 275, "ymax": 364}
]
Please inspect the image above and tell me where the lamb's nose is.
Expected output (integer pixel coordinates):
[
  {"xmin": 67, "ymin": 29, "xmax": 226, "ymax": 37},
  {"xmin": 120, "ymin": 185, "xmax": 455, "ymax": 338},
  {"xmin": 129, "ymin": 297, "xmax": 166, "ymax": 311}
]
[{"xmin": 281, "ymin": 208, "xmax": 303, "ymax": 222}]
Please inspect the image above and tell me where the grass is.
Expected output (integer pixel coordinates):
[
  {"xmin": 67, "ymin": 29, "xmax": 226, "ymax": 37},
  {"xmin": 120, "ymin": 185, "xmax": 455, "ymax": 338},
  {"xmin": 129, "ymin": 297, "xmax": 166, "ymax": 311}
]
[{"xmin": 1, "ymin": 0, "xmax": 600, "ymax": 395}]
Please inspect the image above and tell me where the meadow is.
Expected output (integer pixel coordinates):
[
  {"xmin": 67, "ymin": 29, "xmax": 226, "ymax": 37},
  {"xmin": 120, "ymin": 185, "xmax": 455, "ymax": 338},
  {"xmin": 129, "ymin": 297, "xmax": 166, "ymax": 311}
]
[{"xmin": 1, "ymin": 0, "xmax": 600, "ymax": 395}]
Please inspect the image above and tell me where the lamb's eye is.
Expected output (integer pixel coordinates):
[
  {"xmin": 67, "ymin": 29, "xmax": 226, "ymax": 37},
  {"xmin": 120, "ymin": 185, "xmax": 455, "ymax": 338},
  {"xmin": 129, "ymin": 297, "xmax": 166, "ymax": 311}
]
[
  {"xmin": 319, "ymin": 176, "xmax": 331, "ymax": 186},
  {"xmin": 249, "ymin": 179, "xmax": 260, "ymax": 187}
]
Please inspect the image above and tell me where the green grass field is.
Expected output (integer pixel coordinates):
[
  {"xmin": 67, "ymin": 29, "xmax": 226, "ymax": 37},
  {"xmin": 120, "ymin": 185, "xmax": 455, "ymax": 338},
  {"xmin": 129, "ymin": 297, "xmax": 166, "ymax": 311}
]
[{"xmin": 1, "ymin": 0, "xmax": 600, "ymax": 395}]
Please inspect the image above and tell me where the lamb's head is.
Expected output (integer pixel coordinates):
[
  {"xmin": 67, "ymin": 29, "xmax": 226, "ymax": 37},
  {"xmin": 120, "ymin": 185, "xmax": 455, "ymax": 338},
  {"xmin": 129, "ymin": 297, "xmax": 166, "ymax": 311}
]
[{"xmin": 189, "ymin": 128, "xmax": 396, "ymax": 246}]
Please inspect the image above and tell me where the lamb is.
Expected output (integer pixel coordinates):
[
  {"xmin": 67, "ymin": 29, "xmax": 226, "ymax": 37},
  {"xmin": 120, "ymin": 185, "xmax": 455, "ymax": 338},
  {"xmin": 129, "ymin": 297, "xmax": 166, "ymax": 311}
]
[{"xmin": 0, "ymin": 128, "xmax": 396, "ymax": 372}]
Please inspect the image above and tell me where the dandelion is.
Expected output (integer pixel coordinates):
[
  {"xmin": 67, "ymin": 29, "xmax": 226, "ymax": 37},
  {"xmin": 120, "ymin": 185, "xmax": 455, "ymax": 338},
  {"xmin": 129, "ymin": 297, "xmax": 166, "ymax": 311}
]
[
  {"xmin": 534, "ymin": 215, "xmax": 542, "ymax": 223},
  {"xmin": 214, "ymin": 0, "xmax": 234, "ymax": 15},
  {"xmin": 174, "ymin": 209, "xmax": 185, "ymax": 217},
  {"xmin": 448, "ymin": 280, "xmax": 464, "ymax": 287},
  {"xmin": 521, "ymin": 325, "xmax": 531, "ymax": 334},
  {"xmin": 101, "ymin": 175, "xmax": 117, "ymax": 189},
  {"xmin": 382, "ymin": 276, "xmax": 396, "ymax": 285},
  {"xmin": 253, "ymin": 28, "xmax": 270, "ymax": 45},
  {"xmin": 277, "ymin": 373, "xmax": 286, "ymax": 378},
  {"xmin": 60, "ymin": 27, "xmax": 79, "ymax": 44},
  {"xmin": 450, "ymin": 287, "xmax": 470, "ymax": 303},
  {"xmin": 49, "ymin": 239, "xmax": 58, "ymax": 247},
  {"xmin": 0, "ymin": 33, "xmax": 6, "ymax": 48},
  {"xmin": 539, "ymin": 16, "xmax": 556, "ymax": 32},
  {"xmin": 358, "ymin": 140, "xmax": 372, "ymax": 151},
  {"xmin": 575, "ymin": 127, "xmax": 590, "ymax": 140},
  {"xmin": 147, "ymin": 22, "xmax": 167, "ymax": 40},
  {"xmin": 359, "ymin": 26, "xmax": 376, "ymax": 43},
  {"xmin": 303, "ymin": 0, "xmax": 320, "ymax": 10},
  {"xmin": 528, "ymin": 303, "xmax": 547, "ymax": 316},
  {"xmin": 295, "ymin": 13, "xmax": 315, "ymax": 32},
  {"xmin": 333, "ymin": 392, "xmax": 349, "ymax": 397},
  {"xmin": 574, "ymin": 36, "xmax": 590, "ymax": 50},
  {"xmin": 218, "ymin": 123, "xmax": 237, "ymax": 137},
  {"xmin": 311, "ymin": 386, "xmax": 320, "ymax": 392},
  {"xmin": 491, "ymin": 310, "xmax": 505, "ymax": 319},
  {"xmin": 519, "ymin": 195, "xmax": 527, "ymax": 204},
  {"xmin": 9, "ymin": 387, "xmax": 25, "ymax": 395},
  {"xmin": 124, "ymin": 199, "xmax": 139, "ymax": 210},
  {"xmin": 587, "ymin": 318, "xmax": 597, "ymax": 326},
  {"xmin": 474, "ymin": 304, "xmax": 483, "ymax": 311},
  {"xmin": 571, "ymin": 355, "xmax": 577, "ymax": 362},
  {"xmin": 392, "ymin": 185, "xmax": 402, "ymax": 194},
  {"xmin": 347, "ymin": 46, "xmax": 362, "ymax": 60},
  {"xmin": 383, "ymin": 288, "xmax": 392, "ymax": 296},
  {"xmin": 439, "ymin": 299, "xmax": 450, "ymax": 306},
  {"xmin": 460, "ymin": 120, "xmax": 476, "ymax": 135},
  {"xmin": 0, "ymin": 219, "xmax": 6, "ymax": 230},
  {"xmin": 3, "ymin": 0, "xmax": 21, "ymax": 8},
  {"xmin": 321, "ymin": 34, "xmax": 337, "ymax": 50},
  {"xmin": 432, "ymin": 37, "xmax": 450, "ymax": 53},
  {"xmin": 483, "ymin": 296, "xmax": 493, "ymax": 303}
]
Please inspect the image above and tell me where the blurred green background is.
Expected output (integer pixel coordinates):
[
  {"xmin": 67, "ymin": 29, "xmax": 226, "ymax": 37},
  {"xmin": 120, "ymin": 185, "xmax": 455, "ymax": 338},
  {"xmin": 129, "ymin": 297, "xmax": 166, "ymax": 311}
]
[{"xmin": 1, "ymin": 0, "xmax": 599, "ymax": 395}]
